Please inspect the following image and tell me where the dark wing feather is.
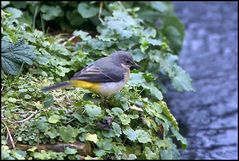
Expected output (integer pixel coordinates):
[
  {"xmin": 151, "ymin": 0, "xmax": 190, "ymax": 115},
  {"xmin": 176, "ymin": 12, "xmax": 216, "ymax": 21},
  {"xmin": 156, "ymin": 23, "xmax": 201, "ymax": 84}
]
[{"xmin": 71, "ymin": 63, "xmax": 124, "ymax": 83}]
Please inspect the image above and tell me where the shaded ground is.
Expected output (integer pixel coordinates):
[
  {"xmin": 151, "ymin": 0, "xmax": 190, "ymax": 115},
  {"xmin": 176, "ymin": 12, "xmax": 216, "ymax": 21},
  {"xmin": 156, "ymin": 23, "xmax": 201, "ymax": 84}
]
[{"xmin": 166, "ymin": 1, "xmax": 238, "ymax": 159}]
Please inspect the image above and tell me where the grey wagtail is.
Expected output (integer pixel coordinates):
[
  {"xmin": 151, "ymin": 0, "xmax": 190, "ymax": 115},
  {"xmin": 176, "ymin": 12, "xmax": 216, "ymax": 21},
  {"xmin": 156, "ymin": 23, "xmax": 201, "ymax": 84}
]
[{"xmin": 42, "ymin": 51, "xmax": 139, "ymax": 98}]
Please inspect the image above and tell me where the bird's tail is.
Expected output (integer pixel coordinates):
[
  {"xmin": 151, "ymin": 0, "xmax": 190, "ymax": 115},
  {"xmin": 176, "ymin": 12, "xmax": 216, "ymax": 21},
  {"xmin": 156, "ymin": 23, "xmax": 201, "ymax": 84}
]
[{"xmin": 42, "ymin": 81, "xmax": 71, "ymax": 92}]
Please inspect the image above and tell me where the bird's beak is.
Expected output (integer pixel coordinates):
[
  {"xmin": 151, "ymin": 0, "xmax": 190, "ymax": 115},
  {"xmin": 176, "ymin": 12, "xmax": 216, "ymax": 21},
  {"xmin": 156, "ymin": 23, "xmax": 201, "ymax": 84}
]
[{"xmin": 131, "ymin": 62, "xmax": 140, "ymax": 70}]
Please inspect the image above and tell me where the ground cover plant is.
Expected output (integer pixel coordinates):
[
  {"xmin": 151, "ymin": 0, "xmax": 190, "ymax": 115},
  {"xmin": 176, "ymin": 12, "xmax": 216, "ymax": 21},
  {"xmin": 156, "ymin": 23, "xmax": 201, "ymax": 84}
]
[{"xmin": 1, "ymin": 1, "xmax": 194, "ymax": 160}]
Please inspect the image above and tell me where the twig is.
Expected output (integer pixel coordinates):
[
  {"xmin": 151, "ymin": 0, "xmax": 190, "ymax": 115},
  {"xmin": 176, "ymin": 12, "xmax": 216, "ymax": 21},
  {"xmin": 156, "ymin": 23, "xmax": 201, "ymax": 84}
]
[
  {"xmin": 2, "ymin": 121, "xmax": 15, "ymax": 149},
  {"xmin": 14, "ymin": 110, "xmax": 38, "ymax": 123},
  {"xmin": 14, "ymin": 141, "xmax": 92, "ymax": 155},
  {"xmin": 62, "ymin": 35, "xmax": 76, "ymax": 46},
  {"xmin": 98, "ymin": 2, "xmax": 104, "ymax": 24}
]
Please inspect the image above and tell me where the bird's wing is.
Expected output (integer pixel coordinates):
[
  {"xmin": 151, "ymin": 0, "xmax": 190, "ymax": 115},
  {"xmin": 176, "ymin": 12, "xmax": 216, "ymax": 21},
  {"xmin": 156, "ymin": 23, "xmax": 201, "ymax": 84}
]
[{"xmin": 71, "ymin": 63, "xmax": 124, "ymax": 83}]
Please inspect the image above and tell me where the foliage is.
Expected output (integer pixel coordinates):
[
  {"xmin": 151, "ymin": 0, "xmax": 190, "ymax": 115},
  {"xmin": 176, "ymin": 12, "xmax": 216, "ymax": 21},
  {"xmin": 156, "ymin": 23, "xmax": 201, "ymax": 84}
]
[
  {"xmin": 1, "ymin": 39, "xmax": 36, "ymax": 75},
  {"xmin": 1, "ymin": 1, "xmax": 194, "ymax": 160}
]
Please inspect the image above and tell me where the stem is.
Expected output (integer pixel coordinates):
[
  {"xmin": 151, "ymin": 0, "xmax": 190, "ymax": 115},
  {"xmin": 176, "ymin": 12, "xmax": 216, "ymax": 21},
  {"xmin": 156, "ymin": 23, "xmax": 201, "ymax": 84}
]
[
  {"xmin": 14, "ymin": 110, "xmax": 38, "ymax": 123},
  {"xmin": 41, "ymin": 13, "xmax": 45, "ymax": 34},
  {"xmin": 62, "ymin": 35, "xmax": 76, "ymax": 46},
  {"xmin": 33, "ymin": 5, "xmax": 39, "ymax": 30},
  {"xmin": 98, "ymin": 1, "xmax": 104, "ymax": 24},
  {"xmin": 2, "ymin": 121, "xmax": 15, "ymax": 149}
]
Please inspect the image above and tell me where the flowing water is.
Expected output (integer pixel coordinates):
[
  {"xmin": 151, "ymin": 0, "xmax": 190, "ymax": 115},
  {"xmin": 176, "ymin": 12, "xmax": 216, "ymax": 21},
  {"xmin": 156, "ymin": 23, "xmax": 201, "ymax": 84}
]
[{"xmin": 165, "ymin": 2, "xmax": 238, "ymax": 159}]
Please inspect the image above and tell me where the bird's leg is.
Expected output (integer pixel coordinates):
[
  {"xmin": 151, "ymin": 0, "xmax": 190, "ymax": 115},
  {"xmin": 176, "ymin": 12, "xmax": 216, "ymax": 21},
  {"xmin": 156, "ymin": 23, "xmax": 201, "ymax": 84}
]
[{"xmin": 100, "ymin": 96, "xmax": 109, "ymax": 108}]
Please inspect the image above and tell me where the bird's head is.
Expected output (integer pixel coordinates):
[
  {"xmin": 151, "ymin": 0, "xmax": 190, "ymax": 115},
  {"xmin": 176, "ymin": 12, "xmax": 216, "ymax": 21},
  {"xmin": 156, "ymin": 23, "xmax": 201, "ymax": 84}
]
[{"xmin": 110, "ymin": 51, "xmax": 140, "ymax": 70}]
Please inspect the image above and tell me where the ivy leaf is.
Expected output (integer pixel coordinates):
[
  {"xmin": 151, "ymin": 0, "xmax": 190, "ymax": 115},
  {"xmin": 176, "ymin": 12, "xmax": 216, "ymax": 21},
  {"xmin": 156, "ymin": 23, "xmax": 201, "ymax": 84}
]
[
  {"xmin": 159, "ymin": 101, "xmax": 179, "ymax": 130},
  {"xmin": 172, "ymin": 66, "xmax": 195, "ymax": 92},
  {"xmin": 40, "ymin": 5, "xmax": 62, "ymax": 21},
  {"xmin": 128, "ymin": 73, "xmax": 146, "ymax": 86},
  {"xmin": 1, "ymin": 39, "xmax": 36, "ymax": 75},
  {"xmin": 171, "ymin": 128, "xmax": 187, "ymax": 149},
  {"xmin": 85, "ymin": 104, "xmax": 102, "ymax": 118},
  {"xmin": 160, "ymin": 149, "xmax": 173, "ymax": 160},
  {"xmin": 59, "ymin": 125, "xmax": 79, "ymax": 143},
  {"xmin": 112, "ymin": 122, "xmax": 122, "ymax": 137},
  {"xmin": 94, "ymin": 149, "xmax": 106, "ymax": 157},
  {"xmin": 150, "ymin": 2, "xmax": 171, "ymax": 13},
  {"xmin": 64, "ymin": 147, "xmax": 77, "ymax": 155},
  {"xmin": 101, "ymin": 139, "xmax": 113, "ymax": 151},
  {"xmin": 111, "ymin": 107, "xmax": 124, "ymax": 116},
  {"xmin": 119, "ymin": 114, "xmax": 131, "ymax": 125},
  {"xmin": 85, "ymin": 133, "xmax": 98, "ymax": 143},
  {"xmin": 48, "ymin": 114, "xmax": 60, "ymax": 124},
  {"xmin": 43, "ymin": 95, "xmax": 54, "ymax": 108},
  {"xmin": 77, "ymin": 3, "xmax": 98, "ymax": 18},
  {"xmin": 73, "ymin": 30, "xmax": 91, "ymax": 41},
  {"xmin": 132, "ymin": 49, "xmax": 145, "ymax": 62},
  {"xmin": 72, "ymin": 113, "xmax": 85, "ymax": 123},
  {"xmin": 127, "ymin": 154, "xmax": 137, "ymax": 160},
  {"xmin": 5, "ymin": 7, "xmax": 23, "ymax": 19},
  {"xmin": 123, "ymin": 127, "xmax": 137, "ymax": 141},
  {"xmin": 144, "ymin": 147, "xmax": 159, "ymax": 160},
  {"xmin": 160, "ymin": 15, "xmax": 185, "ymax": 54},
  {"xmin": 11, "ymin": 150, "xmax": 27, "ymax": 160},
  {"xmin": 1, "ymin": 1, "xmax": 10, "ymax": 8},
  {"xmin": 45, "ymin": 128, "xmax": 58, "ymax": 139},
  {"xmin": 135, "ymin": 129, "xmax": 151, "ymax": 143},
  {"xmin": 148, "ymin": 85, "xmax": 163, "ymax": 100}
]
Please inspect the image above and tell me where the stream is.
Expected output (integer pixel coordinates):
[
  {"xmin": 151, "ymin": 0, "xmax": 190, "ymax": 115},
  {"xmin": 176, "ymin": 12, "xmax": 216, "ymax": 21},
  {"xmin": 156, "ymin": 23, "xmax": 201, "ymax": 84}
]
[{"xmin": 165, "ymin": 2, "xmax": 238, "ymax": 159}]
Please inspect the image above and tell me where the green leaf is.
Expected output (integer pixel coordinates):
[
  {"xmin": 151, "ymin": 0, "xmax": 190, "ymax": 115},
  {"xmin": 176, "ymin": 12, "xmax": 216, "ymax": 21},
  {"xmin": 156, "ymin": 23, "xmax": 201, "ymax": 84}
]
[
  {"xmin": 45, "ymin": 128, "xmax": 58, "ymax": 139},
  {"xmin": 59, "ymin": 125, "xmax": 79, "ymax": 143},
  {"xmin": 24, "ymin": 94, "xmax": 31, "ymax": 99},
  {"xmin": 112, "ymin": 122, "xmax": 122, "ymax": 137},
  {"xmin": 128, "ymin": 73, "xmax": 146, "ymax": 86},
  {"xmin": 93, "ymin": 149, "xmax": 106, "ymax": 157},
  {"xmin": 150, "ymin": 2, "xmax": 171, "ymax": 13},
  {"xmin": 101, "ymin": 139, "xmax": 113, "ymax": 151},
  {"xmin": 136, "ymin": 129, "xmax": 151, "ymax": 143},
  {"xmin": 40, "ymin": 5, "xmax": 62, "ymax": 21},
  {"xmin": 123, "ymin": 127, "xmax": 137, "ymax": 141},
  {"xmin": 132, "ymin": 49, "xmax": 145, "ymax": 62},
  {"xmin": 48, "ymin": 114, "xmax": 60, "ymax": 124},
  {"xmin": 43, "ymin": 95, "xmax": 54, "ymax": 108},
  {"xmin": 5, "ymin": 7, "xmax": 23, "ymax": 19},
  {"xmin": 85, "ymin": 133, "xmax": 98, "ymax": 143},
  {"xmin": 64, "ymin": 147, "xmax": 77, "ymax": 155},
  {"xmin": 172, "ymin": 66, "xmax": 195, "ymax": 92},
  {"xmin": 77, "ymin": 3, "xmax": 98, "ymax": 18},
  {"xmin": 149, "ymin": 85, "xmax": 163, "ymax": 100},
  {"xmin": 1, "ymin": 1, "xmax": 10, "ymax": 8},
  {"xmin": 1, "ymin": 39, "xmax": 36, "ymax": 75},
  {"xmin": 73, "ymin": 30, "xmax": 91, "ymax": 40},
  {"xmin": 111, "ymin": 107, "xmax": 124, "ymax": 116},
  {"xmin": 127, "ymin": 154, "xmax": 137, "ymax": 160},
  {"xmin": 119, "ymin": 114, "xmax": 131, "ymax": 125},
  {"xmin": 1, "ymin": 57, "xmax": 20, "ymax": 75},
  {"xmin": 85, "ymin": 104, "xmax": 102, "ymax": 118},
  {"xmin": 159, "ymin": 101, "xmax": 179, "ymax": 130},
  {"xmin": 161, "ymin": 15, "xmax": 185, "ymax": 53},
  {"xmin": 144, "ymin": 147, "xmax": 159, "ymax": 160},
  {"xmin": 160, "ymin": 149, "xmax": 173, "ymax": 160},
  {"xmin": 171, "ymin": 128, "xmax": 187, "ymax": 149},
  {"xmin": 12, "ymin": 150, "xmax": 27, "ymax": 160},
  {"xmin": 72, "ymin": 113, "xmax": 85, "ymax": 123}
]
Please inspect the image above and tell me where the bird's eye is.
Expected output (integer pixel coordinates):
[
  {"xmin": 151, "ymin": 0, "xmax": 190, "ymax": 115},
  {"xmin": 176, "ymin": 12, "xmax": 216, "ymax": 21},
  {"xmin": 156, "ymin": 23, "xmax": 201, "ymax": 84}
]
[{"xmin": 126, "ymin": 61, "xmax": 131, "ymax": 64}]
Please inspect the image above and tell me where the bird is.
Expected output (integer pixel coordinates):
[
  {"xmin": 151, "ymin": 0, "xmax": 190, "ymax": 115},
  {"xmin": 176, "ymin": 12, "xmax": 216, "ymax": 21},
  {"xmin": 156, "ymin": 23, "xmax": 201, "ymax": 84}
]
[{"xmin": 42, "ymin": 51, "xmax": 140, "ymax": 98}]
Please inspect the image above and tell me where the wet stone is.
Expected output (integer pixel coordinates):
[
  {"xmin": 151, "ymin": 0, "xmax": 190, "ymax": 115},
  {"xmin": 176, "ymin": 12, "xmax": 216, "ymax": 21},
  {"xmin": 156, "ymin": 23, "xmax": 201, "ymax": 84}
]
[{"xmin": 166, "ymin": 2, "xmax": 238, "ymax": 160}]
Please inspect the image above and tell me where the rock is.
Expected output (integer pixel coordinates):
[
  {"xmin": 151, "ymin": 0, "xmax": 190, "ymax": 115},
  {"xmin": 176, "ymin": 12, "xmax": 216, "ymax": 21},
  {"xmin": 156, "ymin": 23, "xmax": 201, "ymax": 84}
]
[{"xmin": 165, "ymin": 2, "xmax": 238, "ymax": 159}]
